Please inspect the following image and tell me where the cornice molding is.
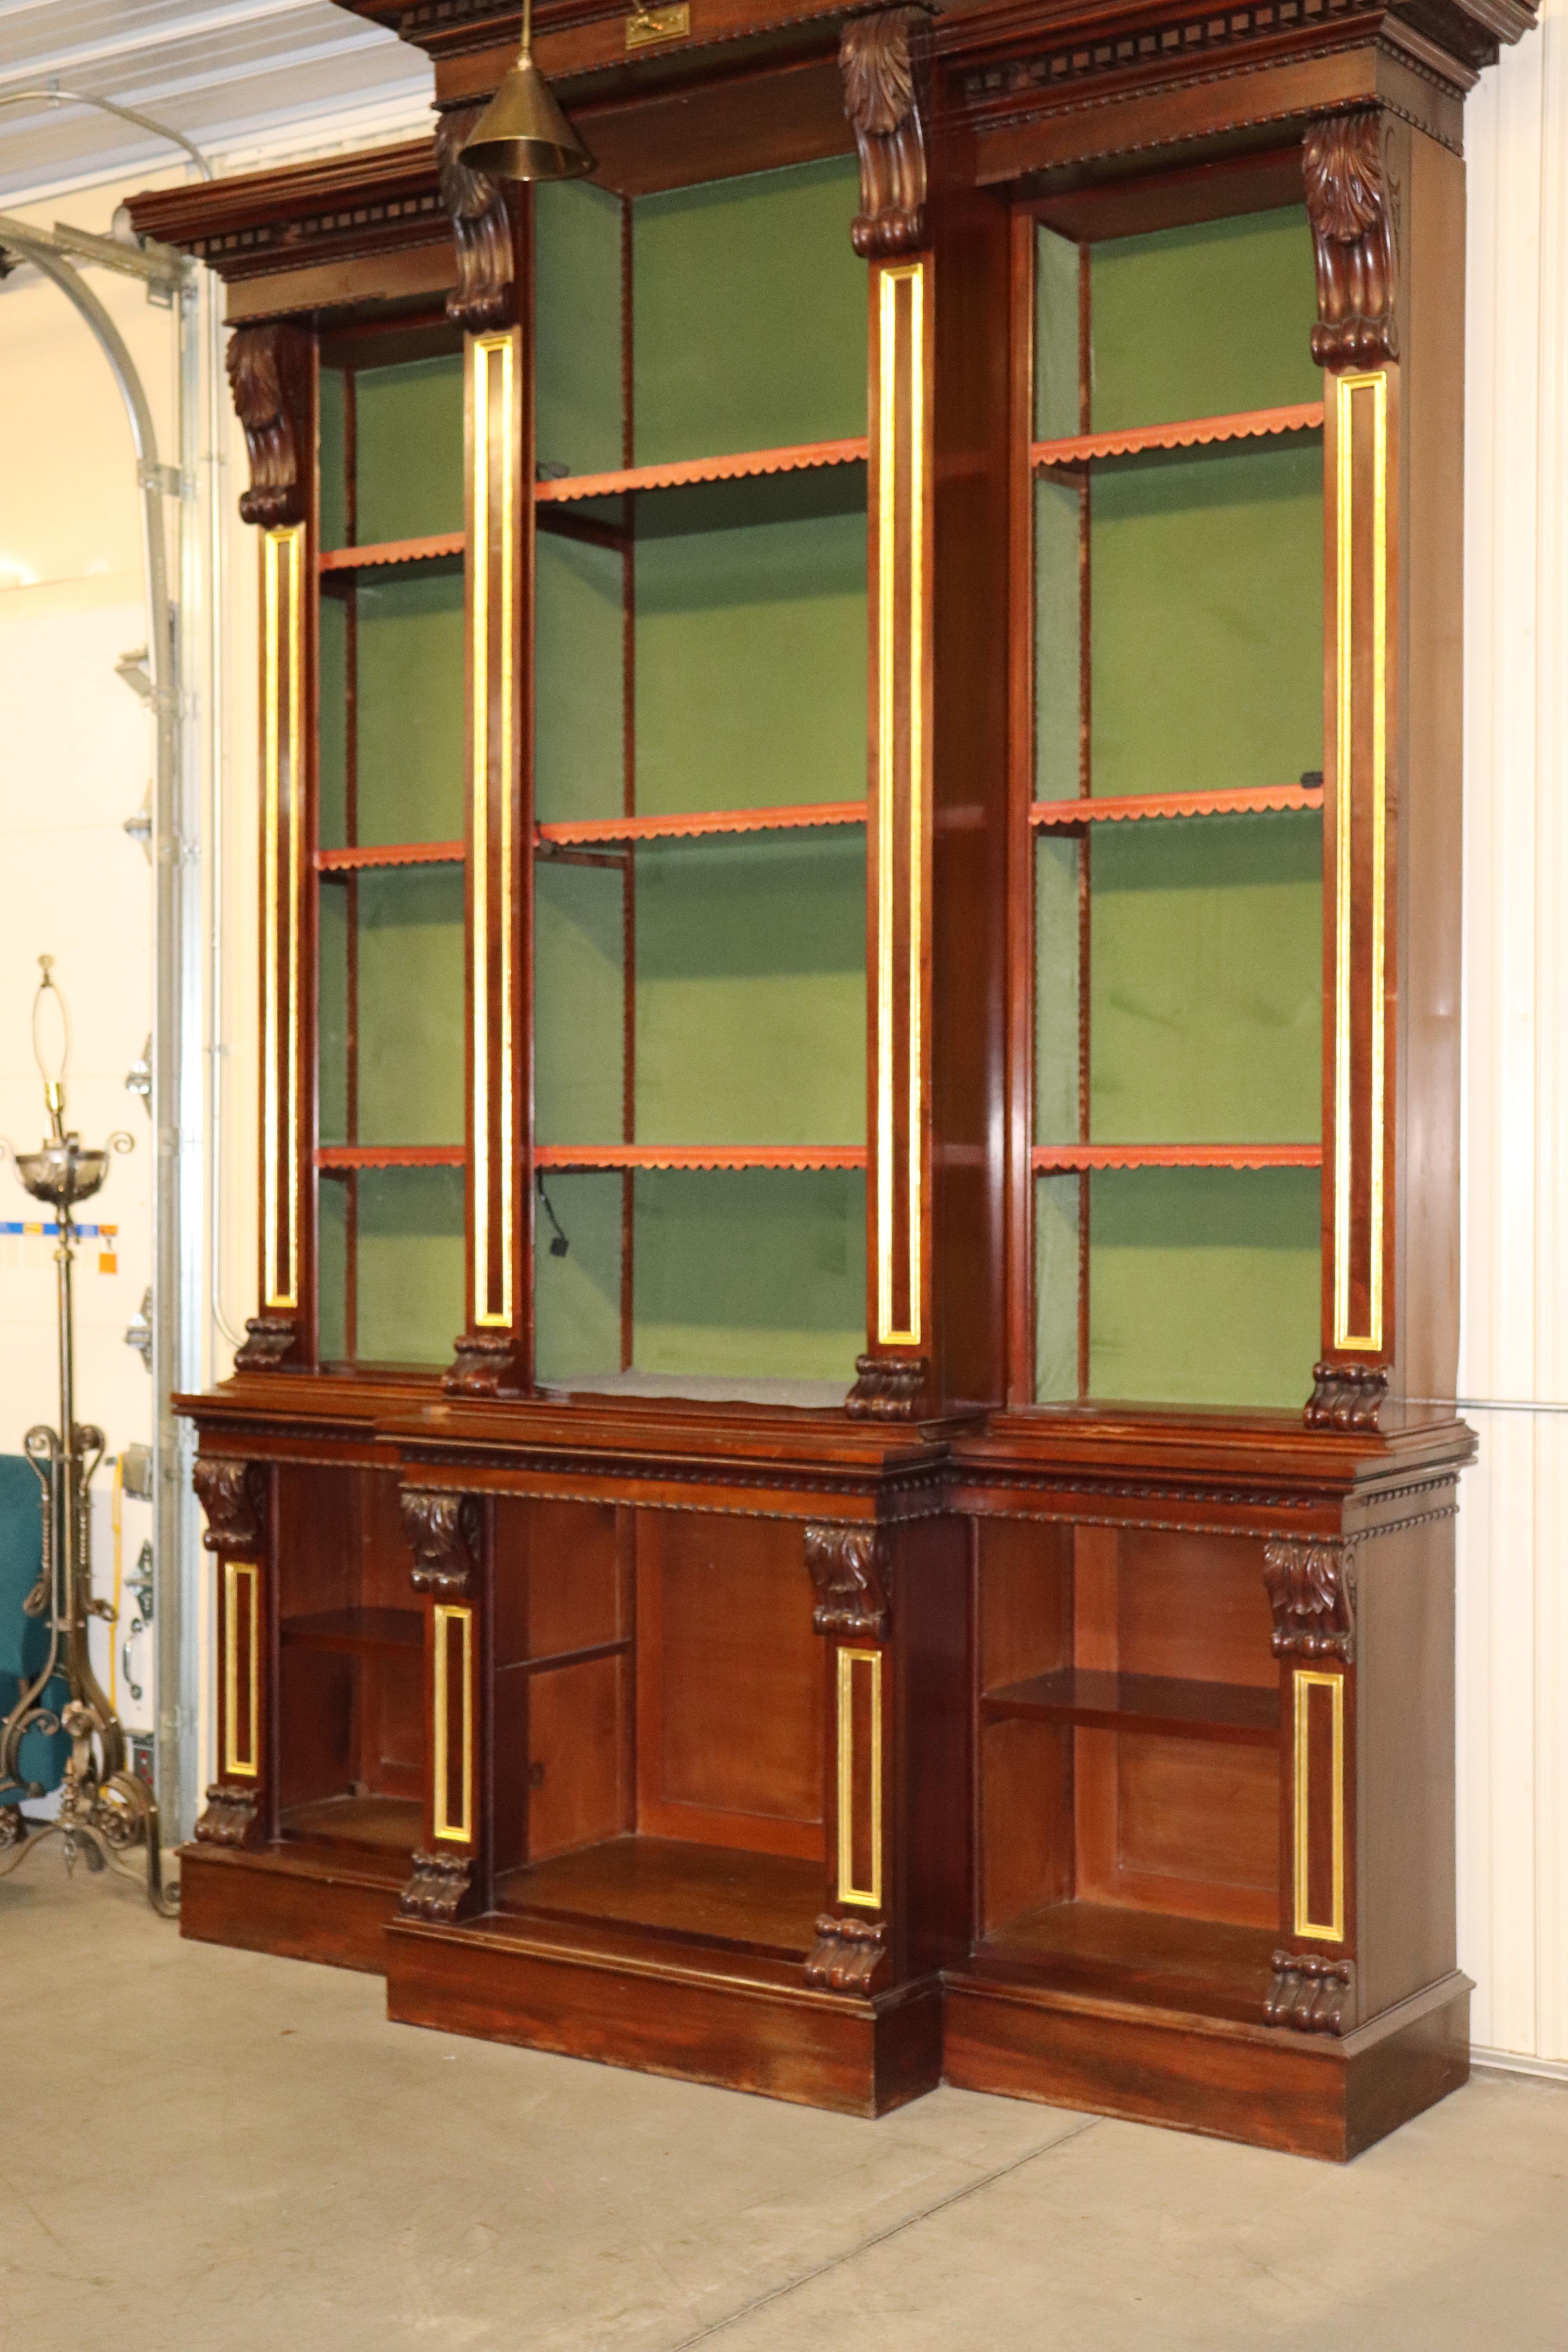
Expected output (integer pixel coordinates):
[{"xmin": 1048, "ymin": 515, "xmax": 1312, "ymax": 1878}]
[{"xmin": 125, "ymin": 138, "xmax": 447, "ymax": 284}]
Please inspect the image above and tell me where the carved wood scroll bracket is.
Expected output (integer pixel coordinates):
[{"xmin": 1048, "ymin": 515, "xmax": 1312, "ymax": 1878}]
[
  {"xmin": 840, "ymin": 8, "xmax": 930, "ymax": 261},
  {"xmin": 436, "ymin": 105, "xmax": 515, "ymax": 333},
  {"xmin": 444, "ymin": 1330, "xmax": 527, "ymax": 1400},
  {"xmin": 1263, "ymin": 1539, "xmax": 1356, "ymax": 1664},
  {"xmin": 805, "ymin": 1911, "xmax": 887, "ymax": 1992},
  {"xmin": 844, "ymin": 1353, "xmax": 929, "ymax": 1421},
  {"xmin": 233, "ymin": 1314, "xmax": 299, "ymax": 1373},
  {"xmin": 1304, "ymin": 109, "xmax": 1399, "ymax": 370},
  {"xmin": 1265, "ymin": 1949, "xmax": 1354, "ymax": 2033},
  {"xmin": 226, "ymin": 322, "xmax": 310, "ymax": 528},
  {"xmin": 806, "ymin": 1523, "xmax": 891, "ymax": 1640},
  {"xmin": 192, "ymin": 1782, "xmax": 261, "ymax": 1848},
  {"xmin": 399, "ymin": 1848, "xmax": 477, "ymax": 1922},
  {"xmin": 192, "ymin": 1460, "xmax": 268, "ymax": 1558},
  {"xmin": 1305, "ymin": 1359, "xmax": 1388, "ymax": 1432},
  {"xmin": 401, "ymin": 1488, "xmax": 482, "ymax": 1599}
]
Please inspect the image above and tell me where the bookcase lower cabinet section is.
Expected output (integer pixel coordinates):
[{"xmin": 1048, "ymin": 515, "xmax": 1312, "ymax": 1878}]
[
  {"xmin": 384, "ymin": 1499, "xmax": 955, "ymax": 2117},
  {"xmin": 943, "ymin": 1476, "xmax": 1470, "ymax": 2161}
]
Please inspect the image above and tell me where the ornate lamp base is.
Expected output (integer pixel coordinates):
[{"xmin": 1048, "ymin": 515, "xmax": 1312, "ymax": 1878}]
[{"xmin": 0, "ymin": 1700, "xmax": 177, "ymax": 1916}]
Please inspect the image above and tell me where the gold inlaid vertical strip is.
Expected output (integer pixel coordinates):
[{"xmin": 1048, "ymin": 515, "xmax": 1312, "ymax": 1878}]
[
  {"xmin": 432, "ymin": 1601, "xmax": 474, "ymax": 1844},
  {"xmin": 875, "ymin": 262, "xmax": 925, "ymax": 1348},
  {"xmin": 471, "ymin": 333, "xmax": 516, "ymax": 1332},
  {"xmin": 1331, "ymin": 369, "xmax": 1388, "ymax": 1354},
  {"xmin": 223, "ymin": 1559, "xmax": 258, "ymax": 1779},
  {"xmin": 835, "ymin": 1645, "xmax": 884, "ymax": 1909},
  {"xmin": 1293, "ymin": 1667, "xmax": 1346, "ymax": 1942},
  {"xmin": 262, "ymin": 524, "xmax": 303, "ymax": 1310}
]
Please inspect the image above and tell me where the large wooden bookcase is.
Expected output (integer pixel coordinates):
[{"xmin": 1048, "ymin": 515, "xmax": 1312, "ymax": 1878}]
[{"xmin": 138, "ymin": 0, "xmax": 1535, "ymax": 2160}]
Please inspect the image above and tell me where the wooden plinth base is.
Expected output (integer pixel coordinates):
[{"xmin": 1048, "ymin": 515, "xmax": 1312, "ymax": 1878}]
[
  {"xmin": 942, "ymin": 1971, "xmax": 1472, "ymax": 2161},
  {"xmin": 386, "ymin": 1913, "xmax": 944, "ymax": 2117},
  {"xmin": 178, "ymin": 1840, "xmax": 408, "ymax": 1974}
]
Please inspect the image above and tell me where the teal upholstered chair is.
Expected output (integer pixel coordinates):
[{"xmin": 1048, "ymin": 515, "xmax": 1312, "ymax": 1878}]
[{"xmin": 0, "ymin": 1454, "xmax": 66, "ymax": 1810}]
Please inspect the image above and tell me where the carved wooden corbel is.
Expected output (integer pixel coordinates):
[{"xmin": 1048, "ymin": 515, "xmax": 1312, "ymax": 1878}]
[
  {"xmin": 844, "ymin": 1353, "xmax": 928, "ymax": 1421},
  {"xmin": 399, "ymin": 1848, "xmax": 476, "ymax": 1922},
  {"xmin": 840, "ymin": 7, "xmax": 929, "ymax": 262},
  {"xmin": 804, "ymin": 1911, "xmax": 886, "ymax": 1992},
  {"xmin": 436, "ymin": 105, "xmax": 515, "ymax": 334},
  {"xmin": 192, "ymin": 1782, "xmax": 261, "ymax": 1848},
  {"xmin": 233, "ymin": 1314, "xmax": 299, "ymax": 1374},
  {"xmin": 1262, "ymin": 1538, "xmax": 1356, "ymax": 1664},
  {"xmin": 806, "ymin": 1524, "xmax": 891, "ymax": 1641},
  {"xmin": 444, "ymin": 1330, "xmax": 525, "ymax": 1400},
  {"xmin": 1305, "ymin": 1359, "xmax": 1388, "ymax": 1432},
  {"xmin": 401, "ymin": 1488, "xmax": 481, "ymax": 1599},
  {"xmin": 1264, "ymin": 1949, "xmax": 1354, "ymax": 2033},
  {"xmin": 1303, "ymin": 110, "xmax": 1399, "ymax": 371},
  {"xmin": 225, "ymin": 321, "xmax": 310, "ymax": 528},
  {"xmin": 192, "ymin": 1459, "xmax": 268, "ymax": 1558}
]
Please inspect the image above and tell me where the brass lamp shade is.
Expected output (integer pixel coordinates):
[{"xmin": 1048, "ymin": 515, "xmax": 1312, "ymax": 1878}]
[{"xmin": 460, "ymin": 48, "xmax": 593, "ymax": 182}]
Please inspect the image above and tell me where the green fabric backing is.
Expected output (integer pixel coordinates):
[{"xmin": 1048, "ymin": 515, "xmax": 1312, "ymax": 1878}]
[
  {"xmin": 1034, "ymin": 478, "xmax": 1081, "ymax": 804},
  {"xmin": 535, "ymin": 179, "xmax": 623, "ymax": 478},
  {"xmin": 534, "ymin": 859, "xmax": 624, "ymax": 1145},
  {"xmin": 534, "ymin": 530, "xmax": 624, "ymax": 826},
  {"xmin": 634, "ymin": 1169, "xmax": 864, "ymax": 1378},
  {"xmin": 1033, "ymin": 1175, "xmax": 1080, "ymax": 1403},
  {"xmin": 355, "ymin": 1166, "xmax": 466, "ymax": 1364},
  {"xmin": 356, "ymin": 565, "xmax": 465, "ymax": 844},
  {"xmin": 1036, "ymin": 227, "xmax": 1080, "ymax": 441},
  {"xmin": 633, "ymin": 156, "xmax": 864, "ymax": 465},
  {"xmin": 634, "ymin": 482, "xmax": 866, "ymax": 815},
  {"xmin": 355, "ymin": 867, "xmax": 466, "ymax": 1145},
  {"xmin": 1034, "ymin": 834, "xmax": 1080, "ymax": 1145},
  {"xmin": 535, "ymin": 1172, "xmax": 623, "ymax": 1381},
  {"xmin": 1089, "ymin": 812, "xmax": 1322, "ymax": 1143},
  {"xmin": 1089, "ymin": 208, "xmax": 1321, "ymax": 430},
  {"xmin": 318, "ymin": 1175, "xmax": 348, "ymax": 1361},
  {"xmin": 319, "ymin": 368, "xmax": 347, "ymax": 551},
  {"xmin": 1085, "ymin": 1164, "xmax": 1320, "ymax": 1406},
  {"xmin": 634, "ymin": 834, "xmax": 865, "ymax": 1145},
  {"xmin": 319, "ymin": 592, "xmax": 348, "ymax": 849},
  {"xmin": 318, "ymin": 882, "xmax": 349, "ymax": 1145},
  {"xmin": 1090, "ymin": 441, "xmax": 1323, "ymax": 800},
  {"xmin": 355, "ymin": 354, "xmax": 464, "ymax": 544}
]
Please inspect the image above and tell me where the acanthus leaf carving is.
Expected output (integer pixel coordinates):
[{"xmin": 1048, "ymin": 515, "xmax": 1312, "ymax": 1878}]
[
  {"xmin": 444, "ymin": 1330, "xmax": 526, "ymax": 1400},
  {"xmin": 399, "ymin": 1848, "xmax": 477, "ymax": 1923},
  {"xmin": 192, "ymin": 1460, "xmax": 268, "ymax": 1559},
  {"xmin": 844, "ymin": 1353, "xmax": 928, "ymax": 1422},
  {"xmin": 1305, "ymin": 1359, "xmax": 1388, "ymax": 1432},
  {"xmin": 806, "ymin": 1523, "xmax": 891, "ymax": 1641},
  {"xmin": 840, "ymin": 8, "xmax": 929, "ymax": 262},
  {"xmin": 225, "ymin": 322, "xmax": 310, "ymax": 528},
  {"xmin": 1304, "ymin": 110, "xmax": 1399, "ymax": 370},
  {"xmin": 1265, "ymin": 1949, "xmax": 1354, "ymax": 2033},
  {"xmin": 1263, "ymin": 1538, "xmax": 1356, "ymax": 1663},
  {"xmin": 805, "ymin": 1911, "xmax": 886, "ymax": 1993},
  {"xmin": 436, "ymin": 105, "xmax": 515, "ymax": 333},
  {"xmin": 192, "ymin": 1782, "xmax": 261, "ymax": 1848},
  {"xmin": 401, "ymin": 1487, "xmax": 481, "ymax": 1599},
  {"xmin": 234, "ymin": 1313, "xmax": 299, "ymax": 1373}
]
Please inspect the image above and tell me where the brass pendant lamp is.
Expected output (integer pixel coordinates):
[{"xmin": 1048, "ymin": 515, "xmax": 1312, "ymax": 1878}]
[{"xmin": 460, "ymin": 0, "xmax": 593, "ymax": 182}]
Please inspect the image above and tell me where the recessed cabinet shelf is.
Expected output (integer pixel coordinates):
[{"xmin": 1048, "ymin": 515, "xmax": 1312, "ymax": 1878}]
[
  {"xmin": 316, "ymin": 842, "xmax": 464, "ymax": 873},
  {"xmin": 1032, "ymin": 1143, "xmax": 1320, "ymax": 1171},
  {"xmin": 316, "ymin": 1145, "xmax": 465, "ymax": 1171},
  {"xmin": 982, "ymin": 1668, "xmax": 1279, "ymax": 1746},
  {"xmin": 1032, "ymin": 400, "xmax": 1323, "ymax": 471},
  {"xmin": 534, "ymin": 1145, "xmax": 864, "ymax": 1171},
  {"xmin": 280, "ymin": 1608, "xmax": 423, "ymax": 1655},
  {"xmin": 537, "ymin": 802, "xmax": 865, "ymax": 850},
  {"xmin": 319, "ymin": 532, "xmax": 465, "ymax": 573},
  {"xmin": 1031, "ymin": 782, "xmax": 1323, "ymax": 828},
  {"xmin": 535, "ymin": 435, "xmax": 867, "ymax": 505}
]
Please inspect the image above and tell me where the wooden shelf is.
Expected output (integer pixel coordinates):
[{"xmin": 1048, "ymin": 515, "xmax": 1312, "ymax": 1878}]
[
  {"xmin": 534, "ymin": 1145, "xmax": 865, "ymax": 1171},
  {"xmin": 316, "ymin": 1145, "xmax": 465, "ymax": 1171},
  {"xmin": 1032, "ymin": 1143, "xmax": 1320, "ymax": 1172},
  {"xmin": 494, "ymin": 1834, "xmax": 822, "ymax": 1960},
  {"xmin": 537, "ymin": 800, "xmax": 866, "ymax": 850},
  {"xmin": 534, "ymin": 436, "xmax": 868, "ymax": 506},
  {"xmin": 964, "ymin": 1900, "xmax": 1277, "ymax": 2025},
  {"xmin": 280, "ymin": 1608, "xmax": 423, "ymax": 1655},
  {"xmin": 279, "ymin": 1794, "xmax": 422, "ymax": 1856},
  {"xmin": 1032, "ymin": 401, "xmax": 1323, "ymax": 471},
  {"xmin": 983, "ymin": 1668, "xmax": 1278, "ymax": 1746},
  {"xmin": 318, "ymin": 532, "xmax": 464, "ymax": 573},
  {"xmin": 315, "ymin": 842, "xmax": 464, "ymax": 872},
  {"xmin": 1031, "ymin": 782, "xmax": 1323, "ymax": 828}
]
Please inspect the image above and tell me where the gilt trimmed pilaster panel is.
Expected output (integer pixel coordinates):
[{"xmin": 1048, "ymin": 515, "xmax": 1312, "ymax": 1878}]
[
  {"xmin": 401, "ymin": 1486, "xmax": 486, "ymax": 1920},
  {"xmin": 192, "ymin": 1461, "xmax": 272, "ymax": 1848},
  {"xmin": 807, "ymin": 1524, "xmax": 893, "ymax": 1987}
]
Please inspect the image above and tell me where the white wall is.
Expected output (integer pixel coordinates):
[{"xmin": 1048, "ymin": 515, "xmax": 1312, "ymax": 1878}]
[{"xmin": 1458, "ymin": 0, "xmax": 1568, "ymax": 2071}]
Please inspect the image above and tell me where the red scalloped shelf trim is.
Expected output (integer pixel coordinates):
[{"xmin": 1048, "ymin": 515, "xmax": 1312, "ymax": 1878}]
[
  {"xmin": 315, "ymin": 842, "xmax": 464, "ymax": 871},
  {"xmin": 319, "ymin": 532, "xmax": 465, "ymax": 573},
  {"xmin": 316, "ymin": 1145, "xmax": 465, "ymax": 1170},
  {"xmin": 1033, "ymin": 1144, "xmax": 1321, "ymax": 1171},
  {"xmin": 535, "ymin": 437, "xmax": 869, "ymax": 506},
  {"xmin": 1032, "ymin": 783, "xmax": 1323, "ymax": 829},
  {"xmin": 1032, "ymin": 401, "xmax": 1323, "ymax": 471},
  {"xmin": 534, "ymin": 1145, "xmax": 866, "ymax": 1171},
  {"xmin": 537, "ymin": 801, "xmax": 866, "ymax": 849}
]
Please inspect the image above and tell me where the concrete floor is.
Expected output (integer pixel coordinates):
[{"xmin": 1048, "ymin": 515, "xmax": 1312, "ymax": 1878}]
[{"xmin": 4, "ymin": 1862, "xmax": 1567, "ymax": 2350}]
